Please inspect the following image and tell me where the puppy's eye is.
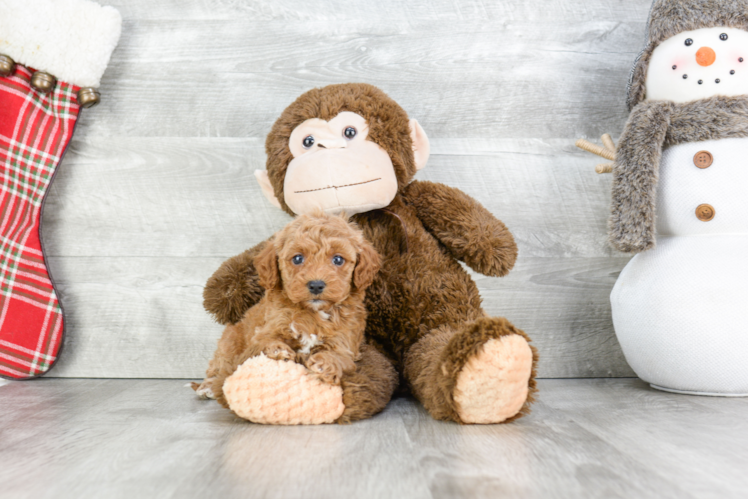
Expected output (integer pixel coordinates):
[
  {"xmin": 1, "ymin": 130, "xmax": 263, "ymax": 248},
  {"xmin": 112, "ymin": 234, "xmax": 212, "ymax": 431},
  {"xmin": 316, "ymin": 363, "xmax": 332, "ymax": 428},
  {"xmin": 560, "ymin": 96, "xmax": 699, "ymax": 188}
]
[
  {"xmin": 685, "ymin": 38, "xmax": 694, "ymax": 46},
  {"xmin": 292, "ymin": 254, "xmax": 304, "ymax": 265},
  {"xmin": 332, "ymin": 255, "xmax": 345, "ymax": 266},
  {"xmin": 343, "ymin": 127, "xmax": 356, "ymax": 140},
  {"xmin": 302, "ymin": 136, "xmax": 314, "ymax": 149}
]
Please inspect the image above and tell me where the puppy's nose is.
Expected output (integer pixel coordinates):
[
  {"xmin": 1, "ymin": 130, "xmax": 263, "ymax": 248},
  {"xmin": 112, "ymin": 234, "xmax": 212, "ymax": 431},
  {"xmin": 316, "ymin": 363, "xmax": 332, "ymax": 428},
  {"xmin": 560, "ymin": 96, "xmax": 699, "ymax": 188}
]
[{"xmin": 307, "ymin": 280, "xmax": 326, "ymax": 295}]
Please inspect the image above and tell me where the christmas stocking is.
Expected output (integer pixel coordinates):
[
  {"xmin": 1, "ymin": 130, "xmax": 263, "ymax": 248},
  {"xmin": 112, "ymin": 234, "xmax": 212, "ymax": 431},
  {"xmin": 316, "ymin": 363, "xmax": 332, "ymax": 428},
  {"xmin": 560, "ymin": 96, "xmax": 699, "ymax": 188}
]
[{"xmin": 0, "ymin": 0, "xmax": 121, "ymax": 379}]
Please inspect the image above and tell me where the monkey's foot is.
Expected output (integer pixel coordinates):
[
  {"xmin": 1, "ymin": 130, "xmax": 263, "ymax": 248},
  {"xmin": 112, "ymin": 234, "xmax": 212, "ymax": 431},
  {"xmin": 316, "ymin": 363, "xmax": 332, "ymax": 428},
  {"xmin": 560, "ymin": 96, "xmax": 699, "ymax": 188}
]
[
  {"xmin": 453, "ymin": 332, "xmax": 535, "ymax": 424},
  {"xmin": 406, "ymin": 316, "xmax": 537, "ymax": 424},
  {"xmin": 222, "ymin": 354, "xmax": 344, "ymax": 425}
]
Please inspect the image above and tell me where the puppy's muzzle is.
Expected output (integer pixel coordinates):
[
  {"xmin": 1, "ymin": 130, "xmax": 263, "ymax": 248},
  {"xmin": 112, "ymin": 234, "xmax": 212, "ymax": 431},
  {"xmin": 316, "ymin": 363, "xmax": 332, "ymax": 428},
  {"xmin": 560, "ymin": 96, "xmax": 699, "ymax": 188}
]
[{"xmin": 307, "ymin": 280, "xmax": 326, "ymax": 295}]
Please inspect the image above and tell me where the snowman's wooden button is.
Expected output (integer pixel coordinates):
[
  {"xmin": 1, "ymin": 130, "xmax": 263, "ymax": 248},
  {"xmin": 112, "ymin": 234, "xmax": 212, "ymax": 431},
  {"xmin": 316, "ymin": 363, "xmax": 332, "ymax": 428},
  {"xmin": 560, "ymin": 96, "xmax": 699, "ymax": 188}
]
[
  {"xmin": 694, "ymin": 151, "xmax": 713, "ymax": 169},
  {"xmin": 696, "ymin": 204, "xmax": 715, "ymax": 221}
]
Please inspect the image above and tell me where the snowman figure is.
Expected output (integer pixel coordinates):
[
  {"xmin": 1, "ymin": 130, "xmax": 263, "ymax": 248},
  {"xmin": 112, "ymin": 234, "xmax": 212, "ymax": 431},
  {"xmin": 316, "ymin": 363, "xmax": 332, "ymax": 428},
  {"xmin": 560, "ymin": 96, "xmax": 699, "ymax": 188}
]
[{"xmin": 580, "ymin": 0, "xmax": 748, "ymax": 396}]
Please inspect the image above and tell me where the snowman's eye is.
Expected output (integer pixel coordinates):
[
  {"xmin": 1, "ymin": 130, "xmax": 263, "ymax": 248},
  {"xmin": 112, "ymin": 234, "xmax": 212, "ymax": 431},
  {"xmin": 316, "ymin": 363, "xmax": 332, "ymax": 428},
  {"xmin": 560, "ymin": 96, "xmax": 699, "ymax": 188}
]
[
  {"xmin": 685, "ymin": 38, "xmax": 694, "ymax": 46},
  {"xmin": 720, "ymin": 33, "xmax": 728, "ymax": 41}
]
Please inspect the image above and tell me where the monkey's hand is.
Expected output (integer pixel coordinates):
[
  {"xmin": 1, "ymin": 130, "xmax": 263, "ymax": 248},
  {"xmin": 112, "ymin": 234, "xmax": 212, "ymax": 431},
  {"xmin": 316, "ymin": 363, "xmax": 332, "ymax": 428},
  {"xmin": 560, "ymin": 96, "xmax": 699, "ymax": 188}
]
[
  {"xmin": 203, "ymin": 238, "xmax": 272, "ymax": 325},
  {"xmin": 403, "ymin": 180, "xmax": 518, "ymax": 277}
]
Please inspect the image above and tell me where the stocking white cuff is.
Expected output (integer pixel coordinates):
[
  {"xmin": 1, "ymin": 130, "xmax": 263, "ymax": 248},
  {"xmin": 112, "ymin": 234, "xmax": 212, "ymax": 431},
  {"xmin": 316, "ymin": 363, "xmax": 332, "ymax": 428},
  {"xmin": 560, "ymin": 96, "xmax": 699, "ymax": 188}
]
[{"xmin": 0, "ymin": 0, "xmax": 121, "ymax": 88}]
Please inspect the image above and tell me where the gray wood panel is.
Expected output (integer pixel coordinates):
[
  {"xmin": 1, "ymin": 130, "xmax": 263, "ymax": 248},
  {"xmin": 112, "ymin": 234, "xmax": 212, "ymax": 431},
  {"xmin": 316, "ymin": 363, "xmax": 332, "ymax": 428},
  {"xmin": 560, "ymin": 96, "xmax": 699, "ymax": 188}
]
[
  {"xmin": 38, "ymin": 0, "xmax": 657, "ymax": 377},
  {"xmin": 2, "ymin": 378, "xmax": 747, "ymax": 498},
  {"xmin": 46, "ymin": 255, "xmax": 633, "ymax": 378}
]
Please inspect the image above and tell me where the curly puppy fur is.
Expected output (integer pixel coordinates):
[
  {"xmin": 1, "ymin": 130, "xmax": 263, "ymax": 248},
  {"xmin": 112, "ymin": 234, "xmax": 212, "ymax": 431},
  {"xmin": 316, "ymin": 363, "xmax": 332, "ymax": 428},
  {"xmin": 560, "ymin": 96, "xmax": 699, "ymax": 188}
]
[
  {"xmin": 205, "ymin": 84, "xmax": 534, "ymax": 424},
  {"xmin": 201, "ymin": 213, "xmax": 383, "ymax": 407},
  {"xmin": 611, "ymin": 96, "xmax": 748, "ymax": 253},
  {"xmin": 627, "ymin": 0, "xmax": 748, "ymax": 110}
]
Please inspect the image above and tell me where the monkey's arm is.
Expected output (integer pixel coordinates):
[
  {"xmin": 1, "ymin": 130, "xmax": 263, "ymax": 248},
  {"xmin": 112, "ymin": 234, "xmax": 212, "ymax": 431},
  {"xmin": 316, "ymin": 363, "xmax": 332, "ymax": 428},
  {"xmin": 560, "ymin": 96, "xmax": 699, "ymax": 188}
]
[
  {"xmin": 609, "ymin": 100, "xmax": 673, "ymax": 253},
  {"xmin": 203, "ymin": 238, "xmax": 272, "ymax": 325},
  {"xmin": 403, "ymin": 180, "xmax": 517, "ymax": 277}
]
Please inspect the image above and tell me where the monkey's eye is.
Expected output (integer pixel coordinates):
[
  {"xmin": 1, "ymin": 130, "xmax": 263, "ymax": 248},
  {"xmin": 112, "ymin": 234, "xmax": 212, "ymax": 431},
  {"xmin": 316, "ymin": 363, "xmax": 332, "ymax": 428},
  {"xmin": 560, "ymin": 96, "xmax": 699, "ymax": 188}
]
[
  {"xmin": 720, "ymin": 33, "xmax": 728, "ymax": 41},
  {"xmin": 685, "ymin": 38, "xmax": 694, "ymax": 46},
  {"xmin": 344, "ymin": 127, "xmax": 357, "ymax": 140},
  {"xmin": 302, "ymin": 136, "xmax": 315, "ymax": 149},
  {"xmin": 292, "ymin": 254, "xmax": 304, "ymax": 265},
  {"xmin": 332, "ymin": 255, "xmax": 345, "ymax": 266}
]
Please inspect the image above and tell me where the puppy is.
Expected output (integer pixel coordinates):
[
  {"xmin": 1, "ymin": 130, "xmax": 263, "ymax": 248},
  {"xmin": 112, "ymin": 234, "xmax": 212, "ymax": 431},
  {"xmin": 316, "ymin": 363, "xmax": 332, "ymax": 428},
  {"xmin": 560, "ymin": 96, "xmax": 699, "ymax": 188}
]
[{"xmin": 194, "ymin": 212, "xmax": 380, "ymax": 406}]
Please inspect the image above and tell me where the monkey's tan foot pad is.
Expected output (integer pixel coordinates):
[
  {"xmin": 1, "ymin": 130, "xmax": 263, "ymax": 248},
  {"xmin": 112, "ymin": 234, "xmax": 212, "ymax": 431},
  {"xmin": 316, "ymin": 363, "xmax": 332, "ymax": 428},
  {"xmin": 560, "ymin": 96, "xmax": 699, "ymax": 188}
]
[
  {"xmin": 454, "ymin": 334, "xmax": 533, "ymax": 424},
  {"xmin": 223, "ymin": 354, "xmax": 344, "ymax": 425}
]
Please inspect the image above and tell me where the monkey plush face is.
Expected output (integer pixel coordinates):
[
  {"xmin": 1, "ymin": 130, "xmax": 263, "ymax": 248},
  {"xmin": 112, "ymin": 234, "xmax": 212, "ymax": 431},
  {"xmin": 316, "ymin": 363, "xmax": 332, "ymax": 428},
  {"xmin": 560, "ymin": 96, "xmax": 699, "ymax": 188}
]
[
  {"xmin": 283, "ymin": 111, "xmax": 399, "ymax": 215},
  {"xmin": 255, "ymin": 84, "xmax": 430, "ymax": 217}
]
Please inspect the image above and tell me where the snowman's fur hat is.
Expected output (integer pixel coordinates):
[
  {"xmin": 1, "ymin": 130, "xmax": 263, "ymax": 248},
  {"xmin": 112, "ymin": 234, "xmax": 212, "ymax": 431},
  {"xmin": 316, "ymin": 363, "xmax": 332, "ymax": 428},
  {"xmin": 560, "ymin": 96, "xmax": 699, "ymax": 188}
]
[{"xmin": 627, "ymin": 0, "xmax": 748, "ymax": 109}]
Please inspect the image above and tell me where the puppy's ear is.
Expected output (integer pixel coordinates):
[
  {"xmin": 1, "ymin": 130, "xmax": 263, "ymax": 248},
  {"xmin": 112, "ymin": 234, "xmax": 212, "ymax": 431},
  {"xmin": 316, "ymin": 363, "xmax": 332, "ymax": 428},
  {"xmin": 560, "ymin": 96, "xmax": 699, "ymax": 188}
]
[
  {"xmin": 254, "ymin": 241, "xmax": 281, "ymax": 290},
  {"xmin": 353, "ymin": 239, "xmax": 381, "ymax": 291}
]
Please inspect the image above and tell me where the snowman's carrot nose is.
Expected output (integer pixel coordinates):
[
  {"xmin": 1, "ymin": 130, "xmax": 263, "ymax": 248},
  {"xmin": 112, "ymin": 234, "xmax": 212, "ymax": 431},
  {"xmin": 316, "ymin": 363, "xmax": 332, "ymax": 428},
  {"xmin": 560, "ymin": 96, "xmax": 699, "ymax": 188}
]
[{"xmin": 696, "ymin": 47, "xmax": 716, "ymax": 66}]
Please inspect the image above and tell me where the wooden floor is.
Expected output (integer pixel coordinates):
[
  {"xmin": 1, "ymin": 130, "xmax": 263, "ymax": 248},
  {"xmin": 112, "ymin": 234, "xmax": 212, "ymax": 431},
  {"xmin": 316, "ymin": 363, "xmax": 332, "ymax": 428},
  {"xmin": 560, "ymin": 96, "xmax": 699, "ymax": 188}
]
[{"xmin": 1, "ymin": 378, "xmax": 746, "ymax": 498}]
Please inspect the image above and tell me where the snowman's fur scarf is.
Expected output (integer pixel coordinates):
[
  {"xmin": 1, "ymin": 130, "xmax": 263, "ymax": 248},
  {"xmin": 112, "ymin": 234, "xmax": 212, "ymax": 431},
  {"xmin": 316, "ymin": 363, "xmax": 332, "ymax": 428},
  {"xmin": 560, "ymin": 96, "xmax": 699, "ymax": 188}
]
[
  {"xmin": 611, "ymin": 95, "xmax": 748, "ymax": 252},
  {"xmin": 627, "ymin": 0, "xmax": 748, "ymax": 109}
]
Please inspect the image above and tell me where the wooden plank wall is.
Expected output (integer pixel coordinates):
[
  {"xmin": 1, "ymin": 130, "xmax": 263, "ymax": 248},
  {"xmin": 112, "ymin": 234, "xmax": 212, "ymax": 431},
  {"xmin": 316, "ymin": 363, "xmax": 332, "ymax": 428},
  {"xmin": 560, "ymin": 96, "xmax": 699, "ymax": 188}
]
[{"xmin": 45, "ymin": 0, "xmax": 651, "ymax": 378}]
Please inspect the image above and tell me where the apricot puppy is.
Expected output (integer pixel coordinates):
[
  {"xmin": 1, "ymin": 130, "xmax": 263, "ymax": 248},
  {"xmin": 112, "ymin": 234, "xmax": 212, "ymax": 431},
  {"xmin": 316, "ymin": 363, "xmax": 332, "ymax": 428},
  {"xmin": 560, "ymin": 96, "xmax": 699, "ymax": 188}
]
[{"xmin": 195, "ymin": 212, "xmax": 380, "ymax": 405}]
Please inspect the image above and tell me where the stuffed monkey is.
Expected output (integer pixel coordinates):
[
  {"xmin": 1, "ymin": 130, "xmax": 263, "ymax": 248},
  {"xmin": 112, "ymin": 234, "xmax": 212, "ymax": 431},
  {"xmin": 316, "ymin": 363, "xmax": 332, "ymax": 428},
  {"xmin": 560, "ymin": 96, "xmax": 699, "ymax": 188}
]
[{"xmin": 200, "ymin": 83, "xmax": 538, "ymax": 424}]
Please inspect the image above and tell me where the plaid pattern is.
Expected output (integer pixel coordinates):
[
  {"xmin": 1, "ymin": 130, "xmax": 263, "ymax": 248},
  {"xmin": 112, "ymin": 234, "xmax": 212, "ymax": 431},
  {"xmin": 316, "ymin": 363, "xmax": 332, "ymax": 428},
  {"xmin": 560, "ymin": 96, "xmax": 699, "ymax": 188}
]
[{"xmin": 0, "ymin": 64, "xmax": 80, "ymax": 379}]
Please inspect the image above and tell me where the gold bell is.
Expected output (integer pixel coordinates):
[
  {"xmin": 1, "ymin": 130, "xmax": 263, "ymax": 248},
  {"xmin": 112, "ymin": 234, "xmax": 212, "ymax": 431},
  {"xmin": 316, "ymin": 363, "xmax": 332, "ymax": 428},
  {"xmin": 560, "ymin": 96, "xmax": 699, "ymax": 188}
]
[
  {"xmin": 0, "ymin": 54, "xmax": 15, "ymax": 77},
  {"xmin": 76, "ymin": 87, "xmax": 101, "ymax": 108},
  {"xmin": 31, "ymin": 71, "xmax": 56, "ymax": 93}
]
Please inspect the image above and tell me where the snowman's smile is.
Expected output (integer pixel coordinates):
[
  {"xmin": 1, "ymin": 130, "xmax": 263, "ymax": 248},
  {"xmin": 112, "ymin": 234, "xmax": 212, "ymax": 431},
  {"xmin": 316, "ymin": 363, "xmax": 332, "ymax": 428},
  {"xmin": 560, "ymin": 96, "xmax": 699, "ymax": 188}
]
[
  {"xmin": 646, "ymin": 27, "xmax": 748, "ymax": 103},
  {"xmin": 676, "ymin": 44, "xmax": 739, "ymax": 86}
]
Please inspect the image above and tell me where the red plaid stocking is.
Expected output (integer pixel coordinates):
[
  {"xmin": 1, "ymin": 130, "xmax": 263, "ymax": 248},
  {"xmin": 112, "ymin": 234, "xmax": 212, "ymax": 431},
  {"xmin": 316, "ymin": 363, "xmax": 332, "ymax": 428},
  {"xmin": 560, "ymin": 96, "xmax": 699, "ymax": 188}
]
[{"xmin": 0, "ymin": 65, "xmax": 80, "ymax": 379}]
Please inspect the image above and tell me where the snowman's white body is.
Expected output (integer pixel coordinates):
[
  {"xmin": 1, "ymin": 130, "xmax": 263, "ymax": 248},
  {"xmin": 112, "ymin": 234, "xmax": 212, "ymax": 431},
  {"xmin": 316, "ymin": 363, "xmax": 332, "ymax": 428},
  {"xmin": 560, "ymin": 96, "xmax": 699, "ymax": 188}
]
[
  {"xmin": 611, "ymin": 27, "xmax": 748, "ymax": 395},
  {"xmin": 611, "ymin": 138, "xmax": 748, "ymax": 395}
]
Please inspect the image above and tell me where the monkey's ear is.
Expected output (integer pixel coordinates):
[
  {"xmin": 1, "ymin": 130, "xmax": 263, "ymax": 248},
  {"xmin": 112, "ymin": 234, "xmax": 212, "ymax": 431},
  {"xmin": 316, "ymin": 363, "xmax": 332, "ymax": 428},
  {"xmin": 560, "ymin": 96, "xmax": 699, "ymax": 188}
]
[
  {"xmin": 254, "ymin": 241, "xmax": 281, "ymax": 291},
  {"xmin": 409, "ymin": 119, "xmax": 430, "ymax": 171},
  {"xmin": 254, "ymin": 170, "xmax": 282, "ymax": 209}
]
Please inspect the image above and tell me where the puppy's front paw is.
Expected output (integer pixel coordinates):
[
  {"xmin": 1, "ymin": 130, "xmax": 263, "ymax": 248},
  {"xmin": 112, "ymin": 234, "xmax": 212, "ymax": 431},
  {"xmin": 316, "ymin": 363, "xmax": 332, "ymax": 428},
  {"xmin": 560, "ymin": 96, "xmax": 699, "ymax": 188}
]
[
  {"xmin": 190, "ymin": 379, "xmax": 216, "ymax": 399},
  {"xmin": 306, "ymin": 352, "xmax": 343, "ymax": 385},
  {"xmin": 263, "ymin": 341, "xmax": 296, "ymax": 362}
]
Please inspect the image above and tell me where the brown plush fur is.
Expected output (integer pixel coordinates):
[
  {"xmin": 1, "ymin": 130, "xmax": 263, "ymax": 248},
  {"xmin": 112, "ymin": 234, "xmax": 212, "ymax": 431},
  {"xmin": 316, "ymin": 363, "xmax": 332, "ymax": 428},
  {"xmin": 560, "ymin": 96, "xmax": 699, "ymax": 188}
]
[
  {"xmin": 202, "ymin": 213, "xmax": 381, "ymax": 406},
  {"xmin": 627, "ymin": 0, "xmax": 748, "ymax": 109},
  {"xmin": 610, "ymin": 95, "xmax": 748, "ymax": 253},
  {"xmin": 203, "ymin": 240, "xmax": 269, "ymax": 325},
  {"xmin": 204, "ymin": 83, "xmax": 535, "ymax": 423}
]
